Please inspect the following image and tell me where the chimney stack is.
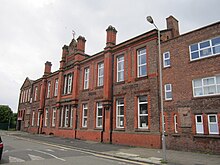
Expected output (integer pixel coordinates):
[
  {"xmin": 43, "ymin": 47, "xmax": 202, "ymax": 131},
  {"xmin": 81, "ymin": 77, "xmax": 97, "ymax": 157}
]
[
  {"xmin": 77, "ymin": 36, "xmax": 86, "ymax": 53},
  {"xmin": 166, "ymin": 16, "xmax": 180, "ymax": 38},
  {"xmin": 44, "ymin": 61, "xmax": 52, "ymax": 75},
  {"xmin": 106, "ymin": 25, "xmax": 117, "ymax": 47}
]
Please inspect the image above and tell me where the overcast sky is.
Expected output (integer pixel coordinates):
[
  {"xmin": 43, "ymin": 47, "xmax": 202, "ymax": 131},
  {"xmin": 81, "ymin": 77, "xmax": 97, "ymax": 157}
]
[{"xmin": 0, "ymin": 0, "xmax": 219, "ymax": 112}]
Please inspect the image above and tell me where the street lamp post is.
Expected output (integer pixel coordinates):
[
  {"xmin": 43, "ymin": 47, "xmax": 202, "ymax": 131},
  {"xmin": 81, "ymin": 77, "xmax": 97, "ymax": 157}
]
[{"xmin": 146, "ymin": 16, "xmax": 166, "ymax": 161}]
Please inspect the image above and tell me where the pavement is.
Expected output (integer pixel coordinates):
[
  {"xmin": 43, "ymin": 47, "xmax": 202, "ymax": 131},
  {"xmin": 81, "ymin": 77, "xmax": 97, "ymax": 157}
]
[{"xmin": 2, "ymin": 131, "xmax": 220, "ymax": 165}]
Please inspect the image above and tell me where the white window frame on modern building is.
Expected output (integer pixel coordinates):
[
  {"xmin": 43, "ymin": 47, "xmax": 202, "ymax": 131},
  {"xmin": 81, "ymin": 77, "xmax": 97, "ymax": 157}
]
[
  {"xmin": 190, "ymin": 36, "xmax": 220, "ymax": 61},
  {"xmin": 98, "ymin": 63, "xmax": 104, "ymax": 86},
  {"xmin": 195, "ymin": 115, "xmax": 204, "ymax": 134},
  {"xmin": 32, "ymin": 111, "xmax": 35, "ymax": 126},
  {"xmin": 174, "ymin": 114, "xmax": 178, "ymax": 133},
  {"xmin": 116, "ymin": 99, "xmax": 124, "ymax": 128},
  {"xmin": 96, "ymin": 102, "xmax": 103, "ymax": 128},
  {"xmin": 47, "ymin": 82, "xmax": 51, "ymax": 98},
  {"xmin": 82, "ymin": 104, "xmax": 88, "ymax": 127},
  {"xmin": 52, "ymin": 108, "xmax": 56, "ymax": 127},
  {"xmin": 37, "ymin": 111, "xmax": 40, "ymax": 127},
  {"xmin": 117, "ymin": 55, "xmax": 124, "ymax": 82},
  {"xmin": 34, "ymin": 87, "xmax": 38, "ymax": 101},
  {"xmin": 64, "ymin": 106, "xmax": 69, "ymax": 127},
  {"xmin": 208, "ymin": 114, "xmax": 219, "ymax": 135},
  {"xmin": 45, "ymin": 108, "xmax": 49, "ymax": 127},
  {"xmin": 193, "ymin": 75, "xmax": 220, "ymax": 97},
  {"xmin": 54, "ymin": 79, "xmax": 58, "ymax": 96},
  {"xmin": 163, "ymin": 51, "xmax": 171, "ymax": 68},
  {"xmin": 137, "ymin": 48, "xmax": 147, "ymax": 77},
  {"xmin": 84, "ymin": 68, "xmax": 90, "ymax": 89},
  {"xmin": 165, "ymin": 84, "xmax": 172, "ymax": 100},
  {"xmin": 138, "ymin": 96, "xmax": 148, "ymax": 129}
]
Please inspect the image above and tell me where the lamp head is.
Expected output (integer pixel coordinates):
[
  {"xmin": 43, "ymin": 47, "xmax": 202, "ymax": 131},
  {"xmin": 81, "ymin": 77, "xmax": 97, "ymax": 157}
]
[{"xmin": 146, "ymin": 16, "xmax": 154, "ymax": 24}]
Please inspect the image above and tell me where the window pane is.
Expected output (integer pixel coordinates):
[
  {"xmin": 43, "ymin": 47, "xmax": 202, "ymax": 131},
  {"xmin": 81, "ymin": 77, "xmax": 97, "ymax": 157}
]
[
  {"xmin": 196, "ymin": 116, "xmax": 202, "ymax": 123},
  {"xmin": 83, "ymin": 118, "xmax": 87, "ymax": 126},
  {"xmin": 213, "ymin": 45, "xmax": 220, "ymax": 54},
  {"xmin": 209, "ymin": 116, "xmax": 217, "ymax": 122},
  {"xmin": 98, "ymin": 108, "xmax": 102, "ymax": 116},
  {"xmin": 84, "ymin": 109, "xmax": 87, "ymax": 116},
  {"xmin": 165, "ymin": 59, "xmax": 170, "ymax": 66},
  {"xmin": 139, "ymin": 116, "xmax": 148, "ymax": 128},
  {"xmin": 203, "ymin": 78, "xmax": 214, "ymax": 85},
  {"xmin": 194, "ymin": 79, "xmax": 202, "ymax": 87},
  {"xmin": 98, "ymin": 118, "xmax": 102, "ymax": 126},
  {"xmin": 139, "ymin": 65, "xmax": 147, "ymax": 76},
  {"xmin": 210, "ymin": 124, "xmax": 218, "ymax": 133},
  {"xmin": 216, "ymin": 76, "xmax": 220, "ymax": 84},
  {"xmin": 118, "ymin": 117, "xmax": 124, "ymax": 127},
  {"xmin": 204, "ymin": 86, "xmax": 216, "ymax": 95},
  {"xmin": 118, "ymin": 106, "xmax": 124, "ymax": 115},
  {"xmin": 165, "ymin": 84, "xmax": 171, "ymax": 90},
  {"xmin": 139, "ymin": 96, "xmax": 147, "ymax": 102},
  {"xmin": 166, "ymin": 91, "xmax": 172, "ymax": 99},
  {"xmin": 217, "ymin": 85, "xmax": 220, "ymax": 93},
  {"xmin": 200, "ymin": 41, "xmax": 210, "ymax": 48},
  {"xmin": 164, "ymin": 52, "xmax": 169, "ymax": 59},
  {"xmin": 118, "ymin": 72, "xmax": 124, "ymax": 81},
  {"xmin": 196, "ymin": 125, "xmax": 204, "ymax": 134},
  {"xmin": 118, "ymin": 61, "xmax": 124, "ymax": 71},
  {"xmin": 200, "ymin": 48, "xmax": 212, "ymax": 57},
  {"xmin": 140, "ymin": 104, "xmax": 148, "ymax": 114},
  {"xmin": 190, "ymin": 44, "xmax": 198, "ymax": 52},
  {"xmin": 191, "ymin": 52, "xmax": 199, "ymax": 59},
  {"xmin": 211, "ymin": 37, "xmax": 220, "ymax": 46},
  {"xmin": 140, "ymin": 55, "xmax": 146, "ymax": 65}
]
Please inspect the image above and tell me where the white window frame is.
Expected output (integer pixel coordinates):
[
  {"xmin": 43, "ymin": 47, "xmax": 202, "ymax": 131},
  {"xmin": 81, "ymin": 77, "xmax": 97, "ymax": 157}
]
[
  {"xmin": 193, "ymin": 75, "xmax": 220, "ymax": 97},
  {"xmin": 70, "ymin": 106, "xmax": 73, "ymax": 128},
  {"xmin": 60, "ymin": 107, "xmax": 64, "ymax": 127},
  {"xmin": 52, "ymin": 108, "xmax": 56, "ymax": 127},
  {"xmin": 195, "ymin": 115, "xmax": 204, "ymax": 134},
  {"xmin": 28, "ymin": 88, "xmax": 31, "ymax": 102},
  {"xmin": 82, "ymin": 104, "xmax": 88, "ymax": 127},
  {"xmin": 37, "ymin": 111, "xmax": 40, "ymax": 127},
  {"xmin": 64, "ymin": 106, "xmax": 69, "ymax": 127},
  {"xmin": 96, "ymin": 102, "xmax": 103, "ymax": 128},
  {"xmin": 84, "ymin": 68, "xmax": 90, "ymax": 89},
  {"xmin": 208, "ymin": 114, "xmax": 219, "ymax": 135},
  {"xmin": 116, "ymin": 99, "xmax": 124, "ymax": 128},
  {"xmin": 47, "ymin": 82, "xmax": 51, "ymax": 98},
  {"xmin": 137, "ymin": 48, "xmax": 147, "ymax": 77},
  {"xmin": 45, "ymin": 108, "xmax": 48, "ymax": 127},
  {"xmin": 163, "ymin": 51, "xmax": 171, "ymax": 68},
  {"xmin": 54, "ymin": 79, "xmax": 58, "ymax": 96},
  {"xmin": 34, "ymin": 87, "xmax": 38, "ymax": 101},
  {"xmin": 32, "ymin": 111, "xmax": 35, "ymax": 126},
  {"xmin": 117, "ymin": 55, "xmax": 124, "ymax": 82},
  {"xmin": 20, "ymin": 91, "xmax": 23, "ymax": 103},
  {"xmin": 138, "ymin": 96, "xmax": 148, "ymax": 129},
  {"xmin": 98, "ymin": 63, "xmax": 104, "ymax": 86},
  {"xmin": 67, "ymin": 74, "xmax": 72, "ymax": 94},
  {"xmin": 174, "ymin": 114, "xmax": 178, "ymax": 133},
  {"xmin": 165, "ymin": 84, "xmax": 172, "ymax": 100},
  {"xmin": 190, "ymin": 36, "xmax": 220, "ymax": 61}
]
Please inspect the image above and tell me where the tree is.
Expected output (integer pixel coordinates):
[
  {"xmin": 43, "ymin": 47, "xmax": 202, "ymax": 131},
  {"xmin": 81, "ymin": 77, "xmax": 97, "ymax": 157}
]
[{"xmin": 0, "ymin": 105, "xmax": 13, "ymax": 123}]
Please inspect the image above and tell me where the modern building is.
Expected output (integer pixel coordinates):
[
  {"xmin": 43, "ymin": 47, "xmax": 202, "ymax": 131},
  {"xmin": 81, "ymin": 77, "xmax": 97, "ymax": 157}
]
[{"xmin": 17, "ymin": 16, "xmax": 220, "ymax": 154}]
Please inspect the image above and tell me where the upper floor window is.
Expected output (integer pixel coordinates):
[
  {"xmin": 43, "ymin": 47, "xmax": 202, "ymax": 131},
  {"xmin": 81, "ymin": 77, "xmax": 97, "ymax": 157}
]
[
  {"xmin": 165, "ymin": 84, "xmax": 172, "ymax": 100},
  {"xmin": 98, "ymin": 63, "xmax": 104, "ymax": 86},
  {"xmin": 138, "ymin": 96, "xmax": 148, "ymax": 129},
  {"xmin": 195, "ymin": 115, "xmax": 204, "ymax": 134},
  {"xmin": 190, "ymin": 36, "xmax": 220, "ymax": 61},
  {"xmin": 54, "ymin": 79, "xmax": 58, "ymax": 96},
  {"xmin": 96, "ymin": 102, "xmax": 103, "ymax": 128},
  {"xmin": 163, "ymin": 51, "xmax": 171, "ymax": 68},
  {"xmin": 47, "ymin": 82, "xmax": 51, "ymax": 98},
  {"xmin": 137, "ymin": 48, "xmax": 147, "ymax": 77},
  {"xmin": 63, "ymin": 74, "xmax": 72, "ymax": 94},
  {"xmin": 117, "ymin": 55, "xmax": 124, "ymax": 82},
  {"xmin": 34, "ymin": 87, "xmax": 38, "ymax": 101},
  {"xmin": 116, "ymin": 99, "xmax": 124, "ymax": 128},
  {"xmin": 28, "ymin": 88, "xmax": 31, "ymax": 102},
  {"xmin": 208, "ymin": 114, "xmax": 219, "ymax": 135},
  {"xmin": 84, "ymin": 68, "xmax": 90, "ymax": 89},
  {"xmin": 193, "ymin": 75, "xmax": 220, "ymax": 97}
]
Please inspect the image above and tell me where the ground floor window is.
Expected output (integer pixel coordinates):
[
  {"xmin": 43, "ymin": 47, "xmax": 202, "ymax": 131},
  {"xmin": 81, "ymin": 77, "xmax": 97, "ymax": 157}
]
[
  {"xmin": 138, "ymin": 96, "xmax": 148, "ymax": 129},
  {"xmin": 82, "ymin": 104, "xmax": 88, "ymax": 127},
  {"xmin": 52, "ymin": 108, "xmax": 56, "ymax": 127},
  {"xmin": 195, "ymin": 115, "xmax": 204, "ymax": 134},
  {"xmin": 59, "ymin": 105, "xmax": 72, "ymax": 128},
  {"xmin": 96, "ymin": 102, "xmax": 103, "ymax": 128},
  {"xmin": 32, "ymin": 111, "xmax": 35, "ymax": 126},
  {"xmin": 37, "ymin": 111, "xmax": 40, "ymax": 127},
  {"xmin": 174, "ymin": 114, "xmax": 178, "ymax": 133},
  {"xmin": 116, "ymin": 99, "xmax": 124, "ymax": 128},
  {"xmin": 208, "ymin": 114, "xmax": 219, "ymax": 134},
  {"xmin": 44, "ymin": 108, "xmax": 49, "ymax": 127}
]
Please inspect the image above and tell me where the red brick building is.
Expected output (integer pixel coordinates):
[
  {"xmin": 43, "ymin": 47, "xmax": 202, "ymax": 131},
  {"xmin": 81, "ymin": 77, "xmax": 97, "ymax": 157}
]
[{"xmin": 17, "ymin": 16, "xmax": 220, "ymax": 154}]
